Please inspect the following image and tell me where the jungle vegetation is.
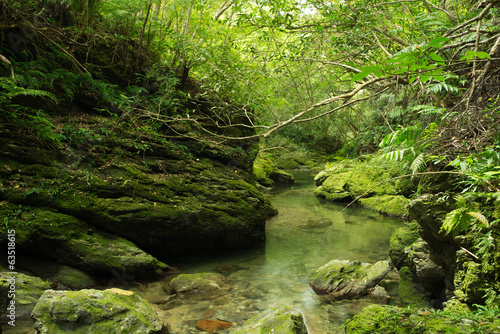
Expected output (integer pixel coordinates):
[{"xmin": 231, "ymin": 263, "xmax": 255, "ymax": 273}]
[{"xmin": 1, "ymin": 0, "xmax": 500, "ymax": 312}]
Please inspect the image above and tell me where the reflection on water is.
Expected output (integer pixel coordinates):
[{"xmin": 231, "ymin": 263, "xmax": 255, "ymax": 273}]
[{"xmin": 164, "ymin": 170, "xmax": 402, "ymax": 333}]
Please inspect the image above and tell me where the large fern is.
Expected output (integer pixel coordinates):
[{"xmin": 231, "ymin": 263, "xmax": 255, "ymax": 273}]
[{"xmin": 0, "ymin": 77, "xmax": 58, "ymax": 103}]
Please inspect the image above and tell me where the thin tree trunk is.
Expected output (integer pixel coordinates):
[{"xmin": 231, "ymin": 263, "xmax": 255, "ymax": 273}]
[{"xmin": 137, "ymin": 0, "xmax": 153, "ymax": 62}]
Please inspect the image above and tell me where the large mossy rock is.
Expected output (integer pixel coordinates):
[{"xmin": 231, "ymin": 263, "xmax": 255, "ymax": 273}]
[
  {"xmin": 359, "ymin": 195, "xmax": 409, "ymax": 217},
  {"xmin": 0, "ymin": 205, "xmax": 167, "ymax": 279},
  {"xmin": 408, "ymin": 196, "xmax": 457, "ymax": 300},
  {"xmin": 231, "ymin": 305, "xmax": 307, "ymax": 334},
  {"xmin": 0, "ymin": 122, "xmax": 276, "ymax": 270},
  {"xmin": 310, "ymin": 259, "xmax": 391, "ymax": 299},
  {"xmin": 314, "ymin": 159, "xmax": 413, "ymax": 216},
  {"xmin": 31, "ymin": 288, "xmax": 168, "ymax": 334},
  {"xmin": 170, "ymin": 272, "xmax": 230, "ymax": 299},
  {"xmin": 345, "ymin": 304, "xmax": 480, "ymax": 334},
  {"xmin": 253, "ymin": 154, "xmax": 295, "ymax": 187},
  {"xmin": 389, "ymin": 223, "xmax": 420, "ymax": 269},
  {"xmin": 0, "ymin": 272, "xmax": 50, "ymax": 318}
]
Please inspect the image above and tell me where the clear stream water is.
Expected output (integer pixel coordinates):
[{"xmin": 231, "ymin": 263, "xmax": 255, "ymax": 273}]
[
  {"xmin": 155, "ymin": 170, "xmax": 402, "ymax": 333},
  {"xmin": 4, "ymin": 170, "xmax": 402, "ymax": 333}
]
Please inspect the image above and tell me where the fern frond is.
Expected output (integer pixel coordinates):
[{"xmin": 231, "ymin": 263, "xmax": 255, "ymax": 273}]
[
  {"xmin": 410, "ymin": 153, "xmax": 427, "ymax": 174},
  {"xmin": 454, "ymin": 194, "xmax": 467, "ymax": 208},
  {"xmin": 427, "ymin": 82, "xmax": 459, "ymax": 94},
  {"xmin": 467, "ymin": 212, "xmax": 489, "ymax": 227}
]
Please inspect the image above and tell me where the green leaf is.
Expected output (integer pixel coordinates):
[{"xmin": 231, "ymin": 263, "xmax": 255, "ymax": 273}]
[
  {"xmin": 429, "ymin": 53, "xmax": 445, "ymax": 64},
  {"xmin": 440, "ymin": 207, "xmax": 470, "ymax": 236},
  {"xmin": 421, "ymin": 75, "xmax": 431, "ymax": 83},
  {"xmin": 467, "ymin": 212, "xmax": 489, "ymax": 227},
  {"xmin": 351, "ymin": 65, "xmax": 382, "ymax": 82},
  {"xmin": 425, "ymin": 37, "xmax": 450, "ymax": 49}
]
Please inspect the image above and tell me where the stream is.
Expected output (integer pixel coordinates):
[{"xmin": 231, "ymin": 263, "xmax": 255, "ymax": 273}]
[
  {"xmin": 150, "ymin": 170, "xmax": 402, "ymax": 333},
  {"xmin": 4, "ymin": 170, "xmax": 402, "ymax": 334}
]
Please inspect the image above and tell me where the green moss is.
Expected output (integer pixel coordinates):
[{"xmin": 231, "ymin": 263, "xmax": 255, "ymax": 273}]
[
  {"xmin": 232, "ymin": 305, "xmax": 307, "ymax": 334},
  {"xmin": 389, "ymin": 223, "xmax": 419, "ymax": 268},
  {"xmin": 0, "ymin": 272, "xmax": 51, "ymax": 317},
  {"xmin": 344, "ymin": 302, "xmax": 500, "ymax": 333},
  {"xmin": 359, "ymin": 195, "xmax": 409, "ymax": 217},
  {"xmin": 253, "ymin": 153, "xmax": 294, "ymax": 186},
  {"xmin": 398, "ymin": 266, "xmax": 429, "ymax": 308},
  {"xmin": 32, "ymin": 289, "xmax": 165, "ymax": 333}
]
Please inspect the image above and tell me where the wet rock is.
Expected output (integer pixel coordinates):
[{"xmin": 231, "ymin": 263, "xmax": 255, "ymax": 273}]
[
  {"xmin": 214, "ymin": 264, "xmax": 242, "ymax": 276},
  {"xmin": 310, "ymin": 259, "xmax": 391, "ymax": 299},
  {"xmin": 1, "ymin": 207, "xmax": 168, "ymax": 279},
  {"xmin": 359, "ymin": 195, "xmax": 409, "ymax": 217},
  {"xmin": 314, "ymin": 160, "xmax": 413, "ymax": 217},
  {"xmin": 253, "ymin": 154, "xmax": 295, "ymax": 187},
  {"xmin": 407, "ymin": 241, "xmax": 445, "ymax": 297},
  {"xmin": 170, "ymin": 273, "xmax": 230, "ymax": 300},
  {"xmin": 398, "ymin": 266, "xmax": 429, "ymax": 308},
  {"xmin": 231, "ymin": 305, "xmax": 307, "ymax": 334},
  {"xmin": 268, "ymin": 169, "xmax": 294, "ymax": 185},
  {"xmin": 367, "ymin": 285, "xmax": 390, "ymax": 304},
  {"xmin": 0, "ymin": 272, "xmax": 50, "ymax": 319},
  {"xmin": 195, "ymin": 319, "xmax": 232, "ymax": 332},
  {"xmin": 31, "ymin": 288, "xmax": 169, "ymax": 334},
  {"xmin": 389, "ymin": 223, "xmax": 419, "ymax": 269}
]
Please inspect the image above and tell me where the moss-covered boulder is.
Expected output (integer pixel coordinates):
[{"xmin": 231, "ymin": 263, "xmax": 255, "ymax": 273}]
[
  {"xmin": 389, "ymin": 222, "xmax": 420, "ymax": 269},
  {"xmin": 314, "ymin": 159, "xmax": 413, "ymax": 216},
  {"xmin": 253, "ymin": 153, "xmax": 294, "ymax": 187},
  {"xmin": 0, "ymin": 272, "xmax": 50, "ymax": 319},
  {"xmin": 359, "ymin": 195, "xmax": 409, "ymax": 217},
  {"xmin": 310, "ymin": 259, "xmax": 391, "ymax": 299},
  {"xmin": 398, "ymin": 266, "xmax": 429, "ymax": 308},
  {"xmin": 170, "ymin": 272, "xmax": 230, "ymax": 299},
  {"xmin": 31, "ymin": 288, "xmax": 169, "ymax": 333},
  {"xmin": 231, "ymin": 305, "xmax": 307, "ymax": 334},
  {"xmin": 0, "ymin": 205, "xmax": 167, "ymax": 279},
  {"xmin": 0, "ymin": 116, "xmax": 276, "ymax": 267},
  {"xmin": 406, "ymin": 240, "xmax": 446, "ymax": 298}
]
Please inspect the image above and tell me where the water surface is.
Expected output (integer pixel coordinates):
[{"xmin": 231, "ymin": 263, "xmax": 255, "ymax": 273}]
[{"xmin": 161, "ymin": 170, "xmax": 402, "ymax": 333}]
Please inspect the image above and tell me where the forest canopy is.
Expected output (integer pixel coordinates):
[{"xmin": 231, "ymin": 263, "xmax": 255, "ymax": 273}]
[{"xmin": 1, "ymin": 0, "xmax": 500, "ymax": 163}]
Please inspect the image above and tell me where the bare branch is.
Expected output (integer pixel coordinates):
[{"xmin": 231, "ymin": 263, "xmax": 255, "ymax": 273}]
[
  {"xmin": 372, "ymin": 32, "xmax": 393, "ymax": 57},
  {"xmin": 0, "ymin": 54, "xmax": 15, "ymax": 82},
  {"xmin": 444, "ymin": 3, "xmax": 493, "ymax": 38},
  {"xmin": 214, "ymin": 0, "xmax": 236, "ymax": 20},
  {"xmin": 372, "ymin": 26, "xmax": 410, "ymax": 47}
]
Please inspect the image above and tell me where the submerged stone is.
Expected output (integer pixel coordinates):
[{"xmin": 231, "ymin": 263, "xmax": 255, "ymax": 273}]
[
  {"xmin": 231, "ymin": 305, "xmax": 307, "ymax": 334},
  {"xmin": 31, "ymin": 288, "xmax": 168, "ymax": 334},
  {"xmin": 195, "ymin": 319, "xmax": 232, "ymax": 332},
  {"xmin": 170, "ymin": 273, "xmax": 230, "ymax": 299}
]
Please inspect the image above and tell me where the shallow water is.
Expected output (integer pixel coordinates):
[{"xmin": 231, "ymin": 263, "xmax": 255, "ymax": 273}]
[
  {"xmin": 2, "ymin": 170, "xmax": 402, "ymax": 333},
  {"xmin": 154, "ymin": 170, "xmax": 402, "ymax": 333}
]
